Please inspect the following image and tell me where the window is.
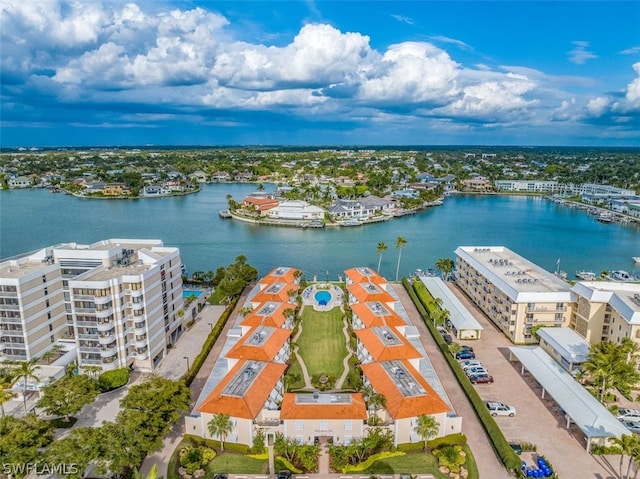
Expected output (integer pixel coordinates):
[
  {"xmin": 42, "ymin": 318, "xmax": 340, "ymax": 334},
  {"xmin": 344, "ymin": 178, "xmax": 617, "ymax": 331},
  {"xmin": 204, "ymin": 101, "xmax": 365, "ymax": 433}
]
[
  {"xmin": 295, "ymin": 420, "xmax": 303, "ymax": 431},
  {"xmin": 344, "ymin": 421, "xmax": 352, "ymax": 431},
  {"xmin": 319, "ymin": 420, "xmax": 328, "ymax": 431}
]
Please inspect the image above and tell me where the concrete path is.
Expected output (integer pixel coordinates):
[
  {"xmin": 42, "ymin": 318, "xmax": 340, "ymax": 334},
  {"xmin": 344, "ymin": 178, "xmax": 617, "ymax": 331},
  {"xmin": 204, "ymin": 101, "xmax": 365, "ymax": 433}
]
[
  {"xmin": 391, "ymin": 284, "xmax": 511, "ymax": 479},
  {"xmin": 140, "ymin": 300, "xmax": 233, "ymax": 479}
]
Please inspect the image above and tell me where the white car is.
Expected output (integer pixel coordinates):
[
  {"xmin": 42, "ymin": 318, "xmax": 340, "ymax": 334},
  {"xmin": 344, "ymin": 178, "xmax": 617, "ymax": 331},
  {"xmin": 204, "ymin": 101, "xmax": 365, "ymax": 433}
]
[
  {"xmin": 466, "ymin": 367, "xmax": 489, "ymax": 376},
  {"xmin": 459, "ymin": 360, "xmax": 482, "ymax": 369},
  {"xmin": 486, "ymin": 401, "xmax": 516, "ymax": 417},
  {"xmin": 618, "ymin": 409, "xmax": 640, "ymax": 421},
  {"xmin": 622, "ymin": 420, "xmax": 640, "ymax": 434}
]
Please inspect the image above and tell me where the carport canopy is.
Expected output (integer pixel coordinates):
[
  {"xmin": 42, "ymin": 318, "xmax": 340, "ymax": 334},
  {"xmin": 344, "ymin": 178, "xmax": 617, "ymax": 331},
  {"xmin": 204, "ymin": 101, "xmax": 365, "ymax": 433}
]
[
  {"xmin": 508, "ymin": 346, "xmax": 630, "ymax": 448},
  {"xmin": 417, "ymin": 275, "xmax": 483, "ymax": 333}
]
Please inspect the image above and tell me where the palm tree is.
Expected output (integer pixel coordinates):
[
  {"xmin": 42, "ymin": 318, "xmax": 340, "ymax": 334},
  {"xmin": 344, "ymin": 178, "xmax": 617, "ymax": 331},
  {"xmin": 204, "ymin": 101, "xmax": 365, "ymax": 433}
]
[
  {"xmin": 11, "ymin": 358, "xmax": 40, "ymax": 414},
  {"xmin": 435, "ymin": 258, "xmax": 455, "ymax": 281},
  {"xmin": 367, "ymin": 392, "xmax": 387, "ymax": 424},
  {"xmin": 611, "ymin": 434, "xmax": 640, "ymax": 479},
  {"xmin": 0, "ymin": 376, "xmax": 16, "ymax": 417},
  {"xmin": 414, "ymin": 414, "xmax": 440, "ymax": 451},
  {"xmin": 208, "ymin": 413, "xmax": 233, "ymax": 452},
  {"xmin": 394, "ymin": 236, "xmax": 407, "ymax": 282},
  {"xmin": 376, "ymin": 242, "xmax": 388, "ymax": 273}
]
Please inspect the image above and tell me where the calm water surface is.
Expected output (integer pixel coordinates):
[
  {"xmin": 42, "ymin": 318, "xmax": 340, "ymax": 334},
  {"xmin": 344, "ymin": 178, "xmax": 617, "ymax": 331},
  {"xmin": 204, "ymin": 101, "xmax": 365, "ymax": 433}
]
[{"xmin": 1, "ymin": 185, "xmax": 638, "ymax": 280}]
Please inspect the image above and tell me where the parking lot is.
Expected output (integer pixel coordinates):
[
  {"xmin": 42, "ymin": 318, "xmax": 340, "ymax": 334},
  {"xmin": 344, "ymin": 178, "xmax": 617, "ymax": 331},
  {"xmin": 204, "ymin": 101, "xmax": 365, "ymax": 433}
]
[{"xmin": 445, "ymin": 283, "xmax": 619, "ymax": 479}]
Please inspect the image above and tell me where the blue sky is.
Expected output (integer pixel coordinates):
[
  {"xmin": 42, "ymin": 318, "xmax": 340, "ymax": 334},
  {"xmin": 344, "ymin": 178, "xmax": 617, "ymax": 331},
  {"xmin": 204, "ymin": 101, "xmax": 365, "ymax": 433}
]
[{"xmin": 1, "ymin": 1, "xmax": 639, "ymax": 147}]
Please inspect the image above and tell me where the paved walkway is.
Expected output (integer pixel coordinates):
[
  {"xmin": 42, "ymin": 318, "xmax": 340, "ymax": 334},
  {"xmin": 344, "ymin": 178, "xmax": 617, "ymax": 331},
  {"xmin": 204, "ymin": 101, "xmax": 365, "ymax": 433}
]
[
  {"xmin": 391, "ymin": 284, "xmax": 510, "ymax": 479},
  {"xmin": 140, "ymin": 301, "xmax": 232, "ymax": 479}
]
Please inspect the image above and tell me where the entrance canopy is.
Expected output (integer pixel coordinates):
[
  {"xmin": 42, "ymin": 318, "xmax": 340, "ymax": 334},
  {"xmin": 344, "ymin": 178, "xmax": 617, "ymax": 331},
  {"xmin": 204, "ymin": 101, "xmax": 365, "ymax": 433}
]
[{"xmin": 509, "ymin": 346, "xmax": 629, "ymax": 445}]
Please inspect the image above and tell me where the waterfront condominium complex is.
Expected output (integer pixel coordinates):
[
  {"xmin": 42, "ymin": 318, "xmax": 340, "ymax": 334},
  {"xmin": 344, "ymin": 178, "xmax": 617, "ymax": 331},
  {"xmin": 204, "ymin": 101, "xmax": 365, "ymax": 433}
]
[
  {"xmin": 188, "ymin": 266, "xmax": 460, "ymax": 448},
  {"xmin": 454, "ymin": 246, "xmax": 576, "ymax": 344},
  {"xmin": 571, "ymin": 281, "xmax": 640, "ymax": 345},
  {"xmin": 0, "ymin": 239, "xmax": 185, "ymax": 371}
]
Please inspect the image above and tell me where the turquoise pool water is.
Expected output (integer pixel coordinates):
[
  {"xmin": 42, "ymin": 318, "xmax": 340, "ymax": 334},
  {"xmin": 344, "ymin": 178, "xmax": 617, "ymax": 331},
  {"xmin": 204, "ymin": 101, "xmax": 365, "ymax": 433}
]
[
  {"xmin": 314, "ymin": 290, "xmax": 332, "ymax": 306},
  {"xmin": 183, "ymin": 290, "xmax": 203, "ymax": 298}
]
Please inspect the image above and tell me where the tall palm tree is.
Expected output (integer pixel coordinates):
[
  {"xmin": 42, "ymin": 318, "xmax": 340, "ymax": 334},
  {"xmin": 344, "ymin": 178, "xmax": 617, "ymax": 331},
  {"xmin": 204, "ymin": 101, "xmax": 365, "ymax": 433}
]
[
  {"xmin": 415, "ymin": 414, "xmax": 440, "ymax": 451},
  {"xmin": 376, "ymin": 242, "xmax": 388, "ymax": 273},
  {"xmin": 394, "ymin": 236, "xmax": 407, "ymax": 282},
  {"xmin": 611, "ymin": 434, "xmax": 640, "ymax": 479},
  {"xmin": 435, "ymin": 258, "xmax": 455, "ymax": 281},
  {"xmin": 208, "ymin": 413, "xmax": 233, "ymax": 452},
  {"xmin": 11, "ymin": 358, "xmax": 40, "ymax": 414},
  {"xmin": 132, "ymin": 464, "xmax": 159, "ymax": 479}
]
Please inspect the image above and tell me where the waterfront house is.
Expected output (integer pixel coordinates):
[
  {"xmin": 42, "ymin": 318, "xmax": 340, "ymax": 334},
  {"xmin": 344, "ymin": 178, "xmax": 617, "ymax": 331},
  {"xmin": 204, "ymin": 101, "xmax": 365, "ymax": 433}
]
[
  {"xmin": 211, "ymin": 171, "xmax": 231, "ymax": 182},
  {"xmin": 189, "ymin": 171, "xmax": 208, "ymax": 183},
  {"xmin": 267, "ymin": 200, "xmax": 325, "ymax": 220},
  {"xmin": 328, "ymin": 195, "xmax": 394, "ymax": 220},
  {"xmin": 8, "ymin": 176, "xmax": 33, "ymax": 188},
  {"xmin": 103, "ymin": 183, "xmax": 131, "ymax": 196},
  {"xmin": 242, "ymin": 196, "xmax": 279, "ymax": 216}
]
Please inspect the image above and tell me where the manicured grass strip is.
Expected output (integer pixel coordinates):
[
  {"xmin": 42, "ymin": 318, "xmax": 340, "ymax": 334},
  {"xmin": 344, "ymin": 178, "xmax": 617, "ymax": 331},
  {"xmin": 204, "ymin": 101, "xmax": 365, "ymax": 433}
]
[
  {"xmin": 206, "ymin": 453, "xmax": 267, "ymax": 475},
  {"xmin": 361, "ymin": 451, "xmax": 449, "ymax": 478},
  {"xmin": 285, "ymin": 358, "xmax": 305, "ymax": 390},
  {"xmin": 296, "ymin": 307, "xmax": 347, "ymax": 378}
]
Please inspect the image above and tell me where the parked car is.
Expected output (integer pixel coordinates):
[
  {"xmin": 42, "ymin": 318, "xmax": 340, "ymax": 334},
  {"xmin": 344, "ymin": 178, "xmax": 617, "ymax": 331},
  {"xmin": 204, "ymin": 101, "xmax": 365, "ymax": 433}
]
[
  {"xmin": 460, "ymin": 345, "xmax": 474, "ymax": 352},
  {"xmin": 469, "ymin": 374, "xmax": 494, "ymax": 384},
  {"xmin": 459, "ymin": 360, "xmax": 482, "ymax": 369},
  {"xmin": 277, "ymin": 471, "xmax": 293, "ymax": 479},
  {"xmin": 455, "ymin": 350, "xmax": 476, "ymax": 360},
  {"xmin": 618, "ymin": 408, "xmax": 640, "ymax": 421},
  {"xmin": 486, "ymin": 401, "xmax": 516, "ymax": 417},
  {"xmin": 621, "ymin": 421, "xmax": 640, "ymax": 434},
  {"xmin": 465, "ymin": 367, "xmax": 489, "ymax": 376},
  {"xmin": 443, "ymin": 333, "xmax": 453, "ymax": 345},
  {"xmin": 213, "ymin": 475, "xmax": 228, "ymax": 479}
]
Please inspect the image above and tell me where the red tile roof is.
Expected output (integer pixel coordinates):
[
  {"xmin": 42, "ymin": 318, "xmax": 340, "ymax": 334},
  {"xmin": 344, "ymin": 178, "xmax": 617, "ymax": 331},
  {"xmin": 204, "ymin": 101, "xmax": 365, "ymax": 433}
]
[
  {"xmin": 348, "ymin": 283, "xmax": 396, "ymax": 303},
  {"xmin": 354, "ymin": 327, "xmax": 421, "ymax": 362},
  {"xmin": 252, "ymin": 282, "xmax": 299, "ymax": 304},
  {"xmin": 361, "ymin": 360, "xmax": 450, "ymax": 419},
  {"xmin": 241, "ymin": 301, "xmax": 292, "ymax": 328},
  {"xmin": 243, "ymin": 196, "xmax": 279, "ymax": 211},
  {"xmin": 262, "ymin": 267, "xmax": 301, "ymax": 285},
  {"xmin": 226, "ymin": 327, "xmax": 292, "ymax": 362},
  {"xmin": 280, "ymin": 393, "xmax": 367, "ymax": 419},
  {"xmin": 350, "ymin": 302, "xmax": 406, "ymax": 328},
  {"xmin": 198, "ymin": 360, "xmax": 286, "ymax": 419},
  {"xmin": 344, "ymin": 267, "xmax": 387, "ymax": 285}
]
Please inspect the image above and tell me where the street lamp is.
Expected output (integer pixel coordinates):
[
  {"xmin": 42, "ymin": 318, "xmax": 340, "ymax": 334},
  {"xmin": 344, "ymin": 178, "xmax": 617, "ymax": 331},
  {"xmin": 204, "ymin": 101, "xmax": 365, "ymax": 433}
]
[
  {"xmin": 183, "ymin": 356, "xmax": 190, "ymax": 371},
  {"xmin": 208, "ymin": 323, "xmax": 213, "ymax": 331}
]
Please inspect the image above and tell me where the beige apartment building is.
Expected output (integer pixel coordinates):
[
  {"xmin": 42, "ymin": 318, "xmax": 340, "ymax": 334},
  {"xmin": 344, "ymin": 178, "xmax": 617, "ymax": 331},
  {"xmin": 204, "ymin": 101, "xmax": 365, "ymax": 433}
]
[
  {"xmin": 571, "ymin": 281, "xmax": 640, "ymax": 345},
  {"xmin": 0, "ymin": 239, "xmax": 185, "ymax": 372},
  {"xmin": 454, "ymin": 246, "xmax": 576, "ymax": 344}
]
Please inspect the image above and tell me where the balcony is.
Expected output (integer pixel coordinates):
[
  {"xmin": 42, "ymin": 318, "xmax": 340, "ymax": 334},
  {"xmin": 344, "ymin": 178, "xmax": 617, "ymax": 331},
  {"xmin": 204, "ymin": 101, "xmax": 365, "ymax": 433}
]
[
  {"xmin": 0, "ymin": 291, "xmax": 18, "ymax": 298},
  {"xmin": 97, "ymin": 320, "xmax": 114, "ymax": 332},
  {"xmin": 0, "ymin": 304, "xmax": 21, "ymax": 311},
  {"xmin": 78, "ymin": 333, "xmax": 98, "ymax": 340},
  {"xmin": 96, "ymin": 308, "xmax": 114, "ymax": 319},
  {"xmin": 1, "ymin": 316, "xmax": 22, "ymax": 324},
  {"xmin": 74, "ymin": 294, "xmax": 95, "ymax": 301},
  {"xmin": 94, "ymin": 296, "xmax": 112, "ymax": 306},
  {"xmin": 99, "ymin": 333, "xmax": 116, "ymax": 345},
  {"xmin": 100, "ymin": 346, "xmax": 118, "ymax": 358}
]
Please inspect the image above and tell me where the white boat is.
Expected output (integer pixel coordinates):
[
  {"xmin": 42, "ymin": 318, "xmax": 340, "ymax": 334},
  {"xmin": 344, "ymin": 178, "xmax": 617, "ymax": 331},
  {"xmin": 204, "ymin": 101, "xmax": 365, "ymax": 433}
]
[
  {"xmin": 611, "ymin": 270, "xmax": 633, "ymax": 282},
  {"xmin": 342, "ymin": 219, "xmax": 361, "ymax": 227},
  {"xmin": 633, "ymin": 257, "xmax": 640, "ymax": 264},
  {"xmin": 576, "ymin": 271, "xmax": 597, "ymax": 281},
  {"xmin": 596, "ymin": 212, "xmax": 614, "ymax": 223}
]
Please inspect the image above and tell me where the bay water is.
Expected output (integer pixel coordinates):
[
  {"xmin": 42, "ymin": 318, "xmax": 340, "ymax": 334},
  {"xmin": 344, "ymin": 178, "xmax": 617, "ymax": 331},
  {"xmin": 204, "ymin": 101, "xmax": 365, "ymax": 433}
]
[{"xmin": 1, "ymin": 184, "xmax": 638, "ymax": 280}]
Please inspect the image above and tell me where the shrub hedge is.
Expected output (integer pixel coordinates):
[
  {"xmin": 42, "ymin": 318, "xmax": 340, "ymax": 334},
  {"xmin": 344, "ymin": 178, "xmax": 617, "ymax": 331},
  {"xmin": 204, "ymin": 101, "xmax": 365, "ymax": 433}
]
[
  {"xmin": 182, "ymin": 296, "xmax": 240, "ymax": 387},
  {"xmin": 97, "ymin": 368, "xmax": 130, "ymax": 392},
  {"xmin": 403, "ymin": 278, "xmax": 521, "ymax": 473},
  {"xmin": 184, "ymin": 434, "xmax": 250, "ymax": 454},
  {"xmin": 342, "ymin": 451, "xmax": 405, "ymax": 473},
  {"xmin": 397, "ymin": 433, "xmax": 467, "ymax": 452}
]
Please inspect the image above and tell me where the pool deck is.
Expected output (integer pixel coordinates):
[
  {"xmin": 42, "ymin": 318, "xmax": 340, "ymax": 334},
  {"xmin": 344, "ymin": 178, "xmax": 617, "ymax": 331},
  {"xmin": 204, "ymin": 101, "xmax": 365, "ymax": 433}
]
[{"xmin": 302, "ymin": 284, "xmax": 343, "ymax": 311}]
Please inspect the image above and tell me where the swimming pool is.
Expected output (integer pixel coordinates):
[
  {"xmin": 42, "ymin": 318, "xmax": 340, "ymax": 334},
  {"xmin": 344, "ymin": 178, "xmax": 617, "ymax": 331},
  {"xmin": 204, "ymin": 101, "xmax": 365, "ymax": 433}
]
[
  {"xmin": 183, "ymin": 290, "xmax": 203, "ymax": 298},
  {"xmin": 314, "ymin": 290, "xmax": 332, "ymax": 306}
]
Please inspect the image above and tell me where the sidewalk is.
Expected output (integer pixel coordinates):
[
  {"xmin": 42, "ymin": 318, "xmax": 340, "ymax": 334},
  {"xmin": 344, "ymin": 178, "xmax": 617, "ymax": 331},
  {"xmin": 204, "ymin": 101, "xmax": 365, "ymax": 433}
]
[{"xmin": 141, "ymin": 293, "xmax": 248, "ymax": 479}]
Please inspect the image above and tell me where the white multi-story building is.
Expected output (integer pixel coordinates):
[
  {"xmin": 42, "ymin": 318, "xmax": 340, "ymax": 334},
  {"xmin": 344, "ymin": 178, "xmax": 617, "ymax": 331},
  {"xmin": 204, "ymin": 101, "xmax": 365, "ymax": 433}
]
[
  {"xmin": 455, "ymin": 246, "xmax": 576, "ymax": 343},
  {"xmin": 494, "ymin": 180, "xmax": 559, "ymax": 193},
  {"xmin": 0, "ymin": 239, "xmax": 185, "ymax": 372}
]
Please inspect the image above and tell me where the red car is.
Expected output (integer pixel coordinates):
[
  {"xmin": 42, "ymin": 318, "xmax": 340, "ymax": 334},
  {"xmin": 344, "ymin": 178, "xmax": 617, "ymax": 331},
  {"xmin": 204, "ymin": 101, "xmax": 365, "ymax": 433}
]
[{"xmin": 469, "ymin": 374, "xmax": 494, "ymax": 384}]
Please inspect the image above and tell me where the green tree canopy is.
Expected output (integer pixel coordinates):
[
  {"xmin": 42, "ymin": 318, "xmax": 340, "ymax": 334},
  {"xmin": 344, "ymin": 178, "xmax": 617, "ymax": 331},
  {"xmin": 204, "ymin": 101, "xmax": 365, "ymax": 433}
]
[{"xmin": 37, "ymin": 373, "xmax": 99, "ymax": 421}]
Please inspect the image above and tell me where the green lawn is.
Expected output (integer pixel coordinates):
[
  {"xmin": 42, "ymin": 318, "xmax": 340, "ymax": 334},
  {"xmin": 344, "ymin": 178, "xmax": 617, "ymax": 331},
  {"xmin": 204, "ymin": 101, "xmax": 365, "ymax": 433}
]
[
  {"xmin": 206, "ymin": 454, "xmax": 267, "ymax": 475},
  {"xmin": 296, "ymin": 306, "xmax": 347, "ymax": 378},
  {"xmin": 362, "ymin": 452, "xmax": 449, "ymax": 478},
  {"xmin": 285, "ymin": 357, "xmax": 306, "ymax": 390}
]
